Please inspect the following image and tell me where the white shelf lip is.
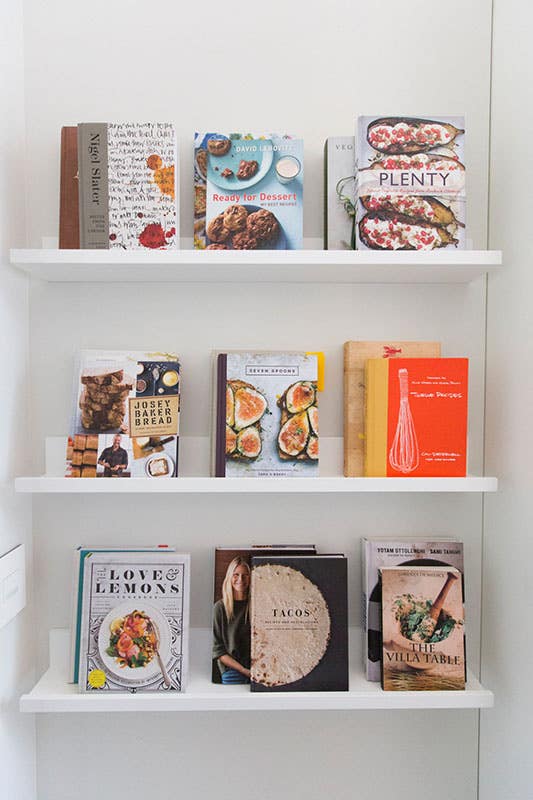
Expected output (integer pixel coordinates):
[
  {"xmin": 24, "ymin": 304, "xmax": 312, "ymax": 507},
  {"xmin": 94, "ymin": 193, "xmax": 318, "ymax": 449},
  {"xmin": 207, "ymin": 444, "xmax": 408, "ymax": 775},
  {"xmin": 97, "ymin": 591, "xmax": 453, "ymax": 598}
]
[
  {"xmin": 14, "ymin": 476, "xmax": 498, "ymax": 493},
  {"xmin": 10, "ymin": 248, "xmax": 502, "ymax": 284},
  {"xmin": 20, "ymin": 629, "xmax": 494, "ymax": 713}
]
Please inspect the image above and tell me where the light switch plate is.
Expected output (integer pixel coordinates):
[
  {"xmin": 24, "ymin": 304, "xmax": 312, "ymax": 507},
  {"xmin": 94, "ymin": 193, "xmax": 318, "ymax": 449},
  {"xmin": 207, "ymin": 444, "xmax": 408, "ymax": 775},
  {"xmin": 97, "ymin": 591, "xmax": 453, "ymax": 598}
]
[{"xmin": 0, "ymin": 544, "xmax": 26, "ymax": 629}]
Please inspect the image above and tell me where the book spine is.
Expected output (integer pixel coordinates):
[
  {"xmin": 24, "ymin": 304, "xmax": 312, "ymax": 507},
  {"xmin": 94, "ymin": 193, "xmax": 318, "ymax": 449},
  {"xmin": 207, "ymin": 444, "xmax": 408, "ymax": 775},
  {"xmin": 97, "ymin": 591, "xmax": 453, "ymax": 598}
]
[
  {"xmin": 364, "ymin": 359, "xmax": 388, "ymax": 477},
  {"xmin": 59, "ymin": 126, "xmax": 80, "ymax": 249},
  {"xmin": 215, "ymin": 354, "xmax": 227, "ymax": 477},
  {"xmin": 77, "ymin": 123, "xmax": 109, "ymax": 249}
]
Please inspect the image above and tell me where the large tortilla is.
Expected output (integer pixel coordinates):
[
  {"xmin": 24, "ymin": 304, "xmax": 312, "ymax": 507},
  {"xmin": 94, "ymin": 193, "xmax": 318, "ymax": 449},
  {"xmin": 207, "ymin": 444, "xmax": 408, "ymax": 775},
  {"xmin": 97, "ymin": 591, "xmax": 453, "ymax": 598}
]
[{"xmin": 251, "ymin": 564, "xmax": 331, "ymax": 687}]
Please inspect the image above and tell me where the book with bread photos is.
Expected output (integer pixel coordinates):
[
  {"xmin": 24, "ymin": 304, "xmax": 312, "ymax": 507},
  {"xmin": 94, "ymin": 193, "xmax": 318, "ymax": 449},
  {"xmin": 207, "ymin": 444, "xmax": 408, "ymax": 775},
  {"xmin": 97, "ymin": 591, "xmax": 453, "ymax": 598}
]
[
  {"xmin": 356, "ymin": 115, "xmax": 466, "ymax": 250},
  {"xmin": 250, "ymin": 554, "xmax": 348, "ymax": 692},
  {"xmin": 344, "ymin": 340, "xmax": 441, "ymax": 477},
  {"xmin": 77, "ymin": 122, "xmax": 178, "ymax": 249},
  {"xmin": 65, "ymin": 350, "xmax": 180, "ymax": 478},
  {"xmin": 380, "ymin": 565, "xmax": 466, "ymax": 691},
  {"xmin": 364, "ymin": 357, "xmax": 468, "ymax": 477},
  {"xmin": 194, "ymin": 132, "xmax": 303, "ymax": 250},
  {"xmin": 213, "ymin": 351, "xmax": 321, "ymax": 477},
  {"xmin": 78, "ymin": 550, "xmax": 190, "ymax": 693}
]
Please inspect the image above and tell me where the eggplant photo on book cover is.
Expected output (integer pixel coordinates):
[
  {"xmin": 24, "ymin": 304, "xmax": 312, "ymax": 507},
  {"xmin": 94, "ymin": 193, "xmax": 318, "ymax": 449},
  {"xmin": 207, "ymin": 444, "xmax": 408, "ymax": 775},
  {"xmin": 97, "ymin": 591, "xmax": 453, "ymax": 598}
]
[
  {"xmin": 356, "ymin": 115, "xmax": 466, "ymax": 250},
  {"xmin": 250, "ymin": 555, "xmax": 348, "ymax": 692}
]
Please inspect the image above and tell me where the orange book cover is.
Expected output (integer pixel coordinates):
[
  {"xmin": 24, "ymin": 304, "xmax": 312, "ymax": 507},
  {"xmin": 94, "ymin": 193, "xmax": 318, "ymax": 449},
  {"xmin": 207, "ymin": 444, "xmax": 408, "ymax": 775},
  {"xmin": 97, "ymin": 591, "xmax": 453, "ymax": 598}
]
[{"xmin": 365, "ymin": 357, "xmax": 468, "ymax": 477}]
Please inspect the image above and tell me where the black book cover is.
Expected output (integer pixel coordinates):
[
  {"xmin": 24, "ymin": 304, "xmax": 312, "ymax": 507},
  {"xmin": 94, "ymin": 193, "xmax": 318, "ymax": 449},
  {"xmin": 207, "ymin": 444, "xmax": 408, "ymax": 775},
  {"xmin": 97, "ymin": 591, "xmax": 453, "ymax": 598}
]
[{"xmin": 250, "ymin": 555, "xmax": 348, "ymax": 692}]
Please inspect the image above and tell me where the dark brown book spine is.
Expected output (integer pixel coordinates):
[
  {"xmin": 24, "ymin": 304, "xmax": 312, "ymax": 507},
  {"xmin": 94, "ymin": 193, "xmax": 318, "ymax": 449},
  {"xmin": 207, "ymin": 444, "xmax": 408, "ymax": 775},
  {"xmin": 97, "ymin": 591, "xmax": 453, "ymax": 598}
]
[
  {"xmin": 59, "ymin": 126, "xmax": 80, "ymax": 249},
  {"xmin": 215, "ymin": 354, "xmax": 227, "ymax": 477}
]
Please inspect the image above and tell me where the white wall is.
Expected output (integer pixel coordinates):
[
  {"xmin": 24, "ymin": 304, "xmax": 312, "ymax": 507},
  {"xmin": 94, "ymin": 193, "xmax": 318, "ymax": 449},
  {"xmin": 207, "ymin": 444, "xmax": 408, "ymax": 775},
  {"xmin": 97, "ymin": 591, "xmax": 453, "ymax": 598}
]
[
  {"xmin": 480, "ymin": 1, "xmax": 533, "ymax": 797},
  {"xmin": 0, "ymin": 3, "xmax": 35, "ymax": 800},
  {"xmin": 17, "ymin": 0, "xmax": 503, "ymax": 798}
]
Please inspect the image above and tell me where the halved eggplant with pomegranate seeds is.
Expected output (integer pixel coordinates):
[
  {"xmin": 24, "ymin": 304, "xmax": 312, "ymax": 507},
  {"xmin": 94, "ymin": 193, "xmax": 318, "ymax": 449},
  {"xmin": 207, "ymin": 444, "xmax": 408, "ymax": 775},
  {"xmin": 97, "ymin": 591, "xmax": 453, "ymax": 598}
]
[
  {"xmin": 367, "ymin": 117, "xmax": 464, "ymax": 155},
  {"xmin": 360, "ymin": 194, "xmax": 461, "ymax": 227},
  {"xmin": 278, "ymin": 411, "xmax": 310, "ymax": 458},
  {"xmin": 359, "ymin": 211, "xmax": 458, "ymax": 251},
  {"xmin": 285, "ymin": 381, "xmax": 315, "ymax": 414},
  {"xmin": 236, "ymin": 425, "xmax": 262, "ymax": 459},
  {"xmin": 365, "ymin": 153, "xmax": 465, "ymax": 173}
]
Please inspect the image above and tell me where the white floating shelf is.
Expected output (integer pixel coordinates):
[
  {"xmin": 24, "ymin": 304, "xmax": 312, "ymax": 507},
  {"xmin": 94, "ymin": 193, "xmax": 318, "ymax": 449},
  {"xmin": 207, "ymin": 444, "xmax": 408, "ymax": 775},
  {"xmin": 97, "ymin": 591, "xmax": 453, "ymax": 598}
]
[
  {"xmin": 10, "ymin": 248, "xmax": 502, "ymax": 284},
  {"xmin": 20, "ymin": 629, "xmax": 494, "ymax": 713},
  {"xmin": 15, "ymin": 476, "xmax": 497, "ymax": 493}
]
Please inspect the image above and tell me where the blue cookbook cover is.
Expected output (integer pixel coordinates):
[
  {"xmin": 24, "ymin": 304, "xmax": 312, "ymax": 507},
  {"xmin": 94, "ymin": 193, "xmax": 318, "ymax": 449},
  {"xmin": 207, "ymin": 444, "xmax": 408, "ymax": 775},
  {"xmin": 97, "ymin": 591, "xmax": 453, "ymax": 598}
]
[{"xmin": 194, "ymin": 132, "xmax": 303, "ymax": 250}]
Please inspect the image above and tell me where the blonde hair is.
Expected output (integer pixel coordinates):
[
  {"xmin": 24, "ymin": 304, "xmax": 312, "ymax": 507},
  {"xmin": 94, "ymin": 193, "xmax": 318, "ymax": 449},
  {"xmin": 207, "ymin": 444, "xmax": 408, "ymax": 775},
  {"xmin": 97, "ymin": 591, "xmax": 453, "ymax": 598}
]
[{"xmin": 222, "ymin": 556, "xmax": 250, "ymax": 621}]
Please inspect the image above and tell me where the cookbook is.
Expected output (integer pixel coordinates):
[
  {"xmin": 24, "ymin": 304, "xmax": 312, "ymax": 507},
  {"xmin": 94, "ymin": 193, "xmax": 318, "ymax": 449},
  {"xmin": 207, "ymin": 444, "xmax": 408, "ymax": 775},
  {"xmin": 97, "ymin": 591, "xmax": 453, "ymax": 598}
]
[
  {"xmin": 250, "ymin": 554, "xmax": 348, "ymax": 692},
  {"xmin": 364, "ymin": 357, "xmax": 468, "ymax": 477},
  {"xmin": 381, "ymin": 565, "xmax": 466, "ymax": 690},
  {"xmin": 211, "ymin": 544, "xmax": 317, "ymax": 684},
  {"xmin": 78, "ymin": 551, "xmax": 190, "ymax": 693},
  {"xmin": 213, "ymin": 351, "xmax": 320, "ymax": 477},
  {"xmin": 343, "ymin": 340, "xmax": 441, "ymax": 477},
  {"xmin": 194, "ymin": 132, "xmax": 303, "ymax": 250},
  {"xmin": 65, "ymin": 350, "xmax": 180, "ymax": 478},
  {"xmin": 362, "ymin": 537, "xmax": 464, "ymax": 681},
  {"xmin": 78, "ymin": 122, "xmax": 178, "ymax": 249},
  {"xmin": 356, "ymin": 115, "xmax": 466, "ymax": 250},
  {"xmin": 324, "ymin": 137, "xmax": 356, "ymax": 250}
]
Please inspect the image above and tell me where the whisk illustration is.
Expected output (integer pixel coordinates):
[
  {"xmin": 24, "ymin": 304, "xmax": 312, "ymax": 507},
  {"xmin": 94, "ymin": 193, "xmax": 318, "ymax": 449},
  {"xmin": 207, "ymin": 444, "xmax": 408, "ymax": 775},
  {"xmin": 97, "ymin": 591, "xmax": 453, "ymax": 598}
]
[{"xmin": 389, "ymin": 368, "xmax": 419, "ymax": 474}]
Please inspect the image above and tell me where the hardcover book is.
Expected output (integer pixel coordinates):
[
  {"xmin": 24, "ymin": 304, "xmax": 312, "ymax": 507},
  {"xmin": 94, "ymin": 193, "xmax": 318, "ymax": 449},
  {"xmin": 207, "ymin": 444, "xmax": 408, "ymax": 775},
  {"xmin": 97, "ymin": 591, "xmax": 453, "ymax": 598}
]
[
  {"xmin": 250, "ymin": 554, "xmax": 348, "ymax": 692},
  {"xmin": 65, "ymin": 350, "xmax": 180, "ymax": 478},
  {"xmin": 364, "ymin": 357, "xmax": 468, "ymax": 477},
  {"xmin": 214, "ymin": 351, "xmax": 320, "ymax": 477},
  {"xmin": 70, "ymin": 545, "xmax": 175, "ymax": 683},
  {"xmin": 77, "ymin": 122, "xmax": 178, "ymax": 249},
  {"xmin": 194, "ymin": 132, "xmax": 303, "ymax": 250},
  {"xmin": 324, "ymin": 137, "xmax": 356, "ymax": 250},
  {"xmin": 356, "ymin": 115, "xmax": 466, "ymax": 250},
  {"xmin": 380, "ymin": 565, "xmax": 466, "ymax": 691},
  {"xmin": 343, "ymin": 340, "xmax": 441, "ymax": 477},
  {"xmin": 78, "ymin": 551, "xmax": 190, "ymax": 693},
  {"xmin": 59, "ymin": 126, "xmax": 80, "ymax": 249},
  {"xmin": 211, "ymin": 544, "xmax": 317, "ymax": 684},
  {"xmin": 361, "ymin": 537, "xmax": 464, "ymax": 681}
]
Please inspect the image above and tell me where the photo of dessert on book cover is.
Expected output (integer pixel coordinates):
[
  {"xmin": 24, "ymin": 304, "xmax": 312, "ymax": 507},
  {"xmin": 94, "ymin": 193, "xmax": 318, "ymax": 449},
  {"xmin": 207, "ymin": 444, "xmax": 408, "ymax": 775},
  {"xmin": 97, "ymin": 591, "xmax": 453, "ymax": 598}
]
[
  {"xmin": 78, "ymin": 552, "xmax": 190, "ymax": 693},
  {"xmin": 381, "ymin": 565, "xmax": 465, "ymax": 691},
  {"xmin": 65, "ymin": 350, "xmax": 180, "ymax": 478},
  {"xmin": 250, "ymin": 554, "xmax": 348, "ymax": 692},
  {"xmin": 194, "ymin": 133, "xmax": 303, "ymax": 250},
  {"xmin": 215, "ymin": 352, "xmax": 319, "ymax": 477},
  {"xmin": 356, "ymin": 115, "xmax": 465, "ymax": 250}
]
